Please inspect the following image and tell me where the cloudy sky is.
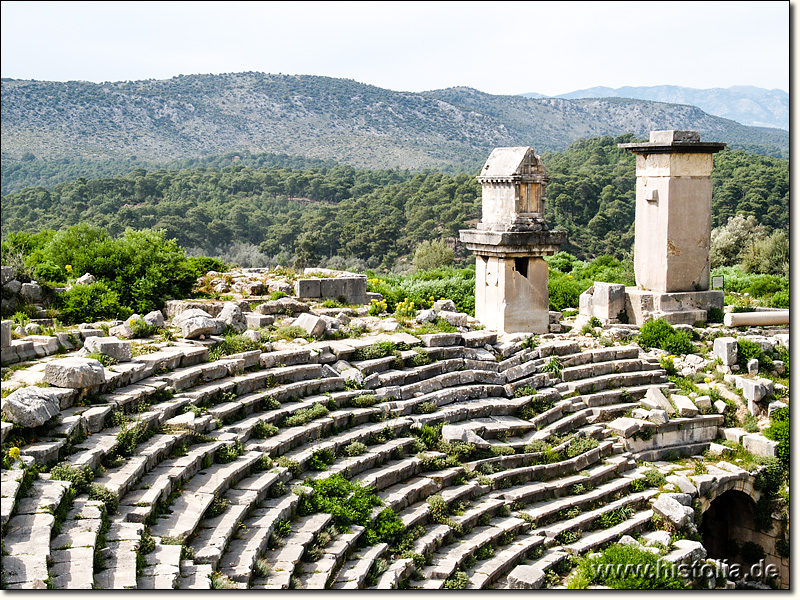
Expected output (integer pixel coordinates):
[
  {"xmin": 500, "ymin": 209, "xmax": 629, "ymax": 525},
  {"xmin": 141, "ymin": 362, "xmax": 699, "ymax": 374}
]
[{"xmin": 0, "ymin": 1, "xmax": 790, "ymax": 95}]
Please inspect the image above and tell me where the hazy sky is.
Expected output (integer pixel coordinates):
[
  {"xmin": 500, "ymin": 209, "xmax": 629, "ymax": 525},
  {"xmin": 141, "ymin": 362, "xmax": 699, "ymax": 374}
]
[{"xmin": 0, "ymin": 1, "xmax": 790, "ymax": 96}]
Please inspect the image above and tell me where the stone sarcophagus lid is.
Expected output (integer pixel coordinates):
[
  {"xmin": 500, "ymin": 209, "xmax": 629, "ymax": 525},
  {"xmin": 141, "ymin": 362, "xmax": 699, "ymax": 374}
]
[{"xmin": 460, "ymin": 147, "xmax": 566, "ymax": 334}]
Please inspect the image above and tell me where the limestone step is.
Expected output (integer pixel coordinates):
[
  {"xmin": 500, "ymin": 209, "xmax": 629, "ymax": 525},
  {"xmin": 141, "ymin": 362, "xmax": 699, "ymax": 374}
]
[
  {"xmin": 466, "ymin": 532, "xmax": 546, "ymax": 589},
  {"xmin": 538, "ymin": 489, "xmax": 659, "ymax": 540},
  {"xmin": 331, "ymin": 542, "xmax": 390, "ymax": 589},
  {"xmin": 371, "ymin": 557, "xmax": 414, "ymax": 589},
  {"xmin": 561, "ymin": 509, "xmax": 654, "ymax": 554},
  {"xmin": 421, "ymin": 516, "xmax": 527, "ymax": 580},
  {"xmin": 217, "ymin": 493, "xmax": 301, "ymax": 583},
  {"xmin": 0, "ymin": 466, "xmax": 26, "ymax": 525},
  {"xmin": 149, "ymin": 450, "xmax": 262, "ymax": 541},
  {"xmin": 137, "ymin": 542, "xmax": 182, "ymax": 589},
  {"xmin": 93, "ymin": 520, "xmax": 146, "ymax": 589},
  {"xmin": 295, "ymin": 525, "xmax": 365, "ymax": 589},
  {"xmin": 177, "ymin": 562, "xmax": 213, "ymax": 589}
]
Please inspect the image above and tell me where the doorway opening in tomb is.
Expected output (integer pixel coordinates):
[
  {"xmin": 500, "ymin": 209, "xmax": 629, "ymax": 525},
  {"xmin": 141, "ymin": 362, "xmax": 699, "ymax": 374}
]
[{"xmin": 699, "ymin": 489, "xmax": 759, "ymax": 565}]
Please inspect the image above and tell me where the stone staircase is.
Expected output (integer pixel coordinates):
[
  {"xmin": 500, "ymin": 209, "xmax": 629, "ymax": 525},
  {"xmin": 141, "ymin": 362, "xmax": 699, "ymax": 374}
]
[{"xmin": 2, "ymin": 325, "xmax": 752, "ymax": 590}]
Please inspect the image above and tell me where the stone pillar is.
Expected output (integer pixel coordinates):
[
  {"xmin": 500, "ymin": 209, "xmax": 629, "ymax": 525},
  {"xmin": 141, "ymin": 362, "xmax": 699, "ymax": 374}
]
[
  {"xmin": 618, "ymin": 131, "xmax": 726, "ymax": 325},
  {"xmin": 460, "ymin": 147, "xmax": 566, "ymax": 334}
]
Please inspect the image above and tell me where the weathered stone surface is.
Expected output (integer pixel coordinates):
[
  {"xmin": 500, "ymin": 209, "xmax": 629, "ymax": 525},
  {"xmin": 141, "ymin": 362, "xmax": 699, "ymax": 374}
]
[
  {"xmin": 653, "ymin": 494, "xmax": 691, "ymax": 529},
  {"xmin": 746, "ymin": 358, "xmax": 759, "ymax": 376},
  {"xmin": 218, "ymin": 302, "xmax": 247, "ymax": 333},
  {"xmin": 173, "ymin": 309, "xmax": 224, "ymax": 339},
  {"xmin": 20, "ymin": 282, "xmax": 43, "ymax": 303},
  {"xmin": 642, "ymin": 530, "xmax": 672, "ymax": 547},
  {"xmin": 441, "ymin": 425, "xmax": 490, "ymax": 449},
  {"xmin": 255, "ymin": 298, "xmax": 309, "ymax": 316},
  {"xmin": 83, "ymin": 337, "xmax": 132, "ymax": 362},
  {"xmin": 642, "ymin": 387, "xmax": 675, "ymax": 415},
  {"xmin": 143, "ymin": 310, "xmax": 165, "ymax": 327},
  {"xmin": 508, "ymin": 565, "xmax": 545, "ymax": 590},
  {"xmin": 76, "ymin": 273, "xmax": 96, "ymax": 285},
  {"xmin": 694, "ymin": 395, "xmax": 712, "ymax": 411},
  {"xmin": 1, "ymin": 386, "xmax": 61, "ymax": 427},
  {"xmin": 768, "ymin": 400, "xmax": 787, "ymax": 415},
  {"xmin": 713, "ymin": 337, "xmax": 738, "ymax": 366},
  {"xmin": 433, "ymin": 299, "xmax": 457, "ymax": 313},
  {"xmin": 24, "ymin": 323, "xmax": 42, "ymax": 335},
  {"xmin": 293, "ymin": 313, "xmax": 326, "ymax": 337},
  {"xmin": 0, "ymin": 266, "xmax": 15, "ymax": 285},
  {"xmin": 44, "ymin": 357, "xmax": 106, "ymax": 388},
  {"xmin": 649, "ymin": 409, "xmax": 670, "ymax": 425},
  {"xmin": 109, "ymin": 323, "xmax": 134, "ymax": 339},
  {"xmin": 742, "ymin": 434, "xmax": 778, "ymax": 458},
  {"xmin": 1, "ymin": 320, "xmax": 12, "ymax": 348},
  {"xmin": 671, "ymin": 394, "xmax": 698, "ymax": 418},
  {"xmin": 416, "ymin": 309, "xmax": 437, "ymax": 323},
  {"xmin": 246, "ymin": 313, "xmax": 274, "ymax": 329},
  {"xmin": 608, "ymin": 417, "xmax": 648, "ymax": 438}
]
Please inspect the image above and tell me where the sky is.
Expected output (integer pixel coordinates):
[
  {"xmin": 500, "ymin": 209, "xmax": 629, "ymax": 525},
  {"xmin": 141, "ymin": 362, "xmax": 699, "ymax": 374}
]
[{"xmin": 0, "ymin": 1, "xmax": 790, "ymax": 96}]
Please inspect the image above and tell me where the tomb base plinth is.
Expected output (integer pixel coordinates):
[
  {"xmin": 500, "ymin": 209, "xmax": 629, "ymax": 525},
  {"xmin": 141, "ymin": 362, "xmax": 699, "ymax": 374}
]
[{"xmin": 625, "ymin": 288, "xmax": 724, "ymax": 326}]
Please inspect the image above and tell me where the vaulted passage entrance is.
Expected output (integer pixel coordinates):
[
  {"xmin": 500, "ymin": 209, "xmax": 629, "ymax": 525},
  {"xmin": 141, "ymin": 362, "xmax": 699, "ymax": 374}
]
[{"xmin": 699, "ymin": 490, "xmax": 757, "ymax": 560}]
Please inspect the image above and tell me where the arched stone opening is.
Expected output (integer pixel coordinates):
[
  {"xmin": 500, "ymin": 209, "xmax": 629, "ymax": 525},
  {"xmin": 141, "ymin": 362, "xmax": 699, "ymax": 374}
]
[{"xmin": 699, "ymin": 489, "xmax": 757, "ymax": 561}]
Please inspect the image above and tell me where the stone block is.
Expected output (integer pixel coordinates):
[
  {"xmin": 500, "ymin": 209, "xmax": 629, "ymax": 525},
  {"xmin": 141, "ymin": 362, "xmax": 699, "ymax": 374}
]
[
  {"xmin": 665, "ymin": 474, "xmax": 696, "ymax": 495},
  {"xmin": 508, "ymin": 565, "xmax": 545, "ymax": 590},
  {"xmin": 608, "ymin": 417, "xmax": 648, "ymax": 438},
  {"xmin": 246, "ymin": 313, "xmax": 274, "ymax": 329},
  {"xmin": 1, "ymin": 386, "xmax": 61, "ymax": 428},
  {"xmin": 671, "ymin": 394, "xmax": 698, "ymax": 418},
  {"xmin": 441, "ymin": 425, "xmax": 490, "ymax": 449},
  {"xmin": 653, "ymin": 494, "xmax": 691, "ymax": 529},
  {"xmin": 742, "ymin": 434, "xmax": 778, "ymax": 458},
  {"xmin": 20, "ymin": 282, "xmax": 43, "ymax": 303},
  {"xmin": 768, "ymin": 400, "xmax": 787, "ymax": 415},
  {"xmin": 722, "ymin": 428, "xmax": 746, "ymax": 444},
  {"xmin": 642, "ymin": 386, "xmax": 675, "ymax": 415},
  {"xmin": 295, "ymin": 279, "xmax": 321, "ymax": 298},
  {"xmin": 649, "ymin": 409, "xmax": 670, "ymax": 425},
  {"xmin": 143, "ymin": 310, "xmax": 165, "ymax": 327},
  {"xmin": 1, "ymin": 320, "xmax": 12, "ymax": 348},
  {"xmin": 0, "ymin": 266, "xmax": 14, "ymax": 285},
  {"xmin": 746, "ymin": 358, "xmax": 759, "ymax": 376},
  {"xmin": 433, "ymin": 299, "xmax": 457, "ymax": 313},
  {"xmin": 218, "ymin": 302, "xmax": 247, "ymax": 333},
  {"xmin": 83, "ymin": 337, "xmax": 132, "ymax": 362},
  {"xmin": 44, "ymin": 357, "xmax": 106, "ymax": 389},
  {"xmin": 713, "ymin": 337, "xmax": 738, "ymax": 366},
  {"xmin": 694, "ymin": 395, "xmax": 712, "ymax": 411},
  {"xmin": 293, "ymin": 313, "xmax": 326, "ymax": 337}
]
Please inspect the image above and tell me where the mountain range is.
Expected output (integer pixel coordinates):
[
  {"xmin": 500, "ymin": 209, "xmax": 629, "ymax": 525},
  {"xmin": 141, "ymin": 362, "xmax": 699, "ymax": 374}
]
[
  {"xmin": 0, "ymin": 73, "xmax": 789, "ymax": 191},
  {"xmin": 521, "ymin": 85, "xmax": 788, "ymax": 131}
]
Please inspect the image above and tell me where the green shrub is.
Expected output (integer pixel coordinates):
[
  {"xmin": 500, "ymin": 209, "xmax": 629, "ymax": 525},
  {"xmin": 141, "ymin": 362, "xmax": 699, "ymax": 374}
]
[
  {"xmin": 49, "ymin": 463, "xmax": 94, "ymax": 493},
  {"xmin": 252, "ymin": 420, "xmax": 279, "ymax": 439},
  {"xmin": 309, "ymin": 448, "xmax": 336, "ymax": 471},
  {"xmin": 216, "ymin": 441, "xmax": 244, "ymax": 463},
  {"xmin": 343, "ymin": 441, "xmax": 368, "ymax": 457},
  {"xmin": 443, "ymin": 571, "xmax": 471, "ymax": 590},
  {"xmin": 415, "ymin": 401, "xmax": 438, "ymax": 414},
  {"xmin": 88, "ymin": 484, "xmax": 118, "ymax": 514},
  {"xmin": 303, "ymin": 474, "xmax": 383, "ymax": 529},
  {"xmin": 643, "ymin": 468, "xmax": 666, "ymax": 488},
  {"xmin": 57, "ymin": 281, "xmax": 131, "ymax": 324},
  {"xmin": 568, "ymin": 543, "xmax": 686, "ymax": 589},
  {"xmin": 209, "ymin": 331, "xmax": 265, "ymax": 361},
  {"xmin": 413, "ymin": 240, "xmax": 454, "ymax": 272},
  {"xmin": 737, "ymin": 339, "xmax": 765, "ymax": 371},
  {"xmin": 352, "ymin": 341, "xmax": 396, "ymax": 362},
  {"xmin": 637, "ymin": 319, "xmax": 693, "ymax": 354},
  {"xmin": 742, "ymin": 412, "xmax": 759, "ymax": 433},
  {"xmin": 416, "ymin": 423, "xmax": 443, "ymax": 450},
  {"xmin": 366, "ymin": 508, "xmax": 405, "ymax": 545},
  {"xmin": 281, "ymin": 403, "xmax": 329, "ymax": 428},
  {"xmin": 765, "ymin": 408, "xmax": 789, "ymax": 468},
  {"xmin": 542, "ymin": 356, "xmax": 563, "ymax": 378},
  {"xmin": 565, "ymin": 436, "xmax": 599, "ymax": 458},
  {"xmin": 740, "ymin": 541, "xmax": 766, "ymax": 564}
]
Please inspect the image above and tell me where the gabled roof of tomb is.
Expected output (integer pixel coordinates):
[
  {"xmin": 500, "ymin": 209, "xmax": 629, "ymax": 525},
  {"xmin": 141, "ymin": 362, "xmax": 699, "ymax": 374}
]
[{"xmin": 477, "ymin": 146, "xmax": 546, "ymax": 182}]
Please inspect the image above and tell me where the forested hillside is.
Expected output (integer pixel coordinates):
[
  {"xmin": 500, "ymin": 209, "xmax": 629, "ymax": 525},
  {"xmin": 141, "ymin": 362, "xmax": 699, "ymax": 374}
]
[
  {"xmin": 1, "ymin": 136, "xmax": 788, "ymax": 269},
  {"xmin": 0, "ymin": 73, "xmax": 789, "ymax": 194}
]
